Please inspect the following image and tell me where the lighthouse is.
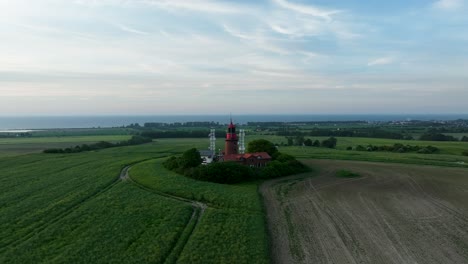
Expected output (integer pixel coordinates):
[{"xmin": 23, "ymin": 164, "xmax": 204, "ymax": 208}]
[
  {"xmin": 224, "ymin": 119, "xmax": 238, "ymax": 156},
  {"xmin": 221, "ymin": 118, "xmax": 271, "ymax": 167}
]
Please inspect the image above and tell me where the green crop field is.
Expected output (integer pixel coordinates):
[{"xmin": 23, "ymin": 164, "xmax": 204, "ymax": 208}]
[{"xmin": 0, "ymin": 139, "xmax": 268, "ymax": 263}]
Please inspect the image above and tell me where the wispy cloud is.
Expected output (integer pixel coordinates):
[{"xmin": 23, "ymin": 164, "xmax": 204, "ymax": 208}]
[
  {"xmin": 432, "ymin": 0, "xmax": 464, "ymax": 10},
  {"xmin": 368, "ymin": 57, "xmax": 395, "ymax": 66},
  {"xmin": 272, "ymin": 0, "xmax": 341, "ymax": 21},
  {"xmin": 117, "ymin": 24, "xmax": 149, "ymax": 35},
  {"xmin": 140, "ymin": 0, "xmax": 248, "ymax": 13}
]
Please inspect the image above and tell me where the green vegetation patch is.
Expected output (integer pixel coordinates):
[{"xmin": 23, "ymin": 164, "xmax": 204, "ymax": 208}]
[{"xmin": 163, "ymin": 140, "xmax": 308, "ymax": 184}]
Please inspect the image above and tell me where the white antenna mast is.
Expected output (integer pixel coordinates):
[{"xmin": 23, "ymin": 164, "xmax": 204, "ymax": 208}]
[
  {"xmin": 239, "ymin": 129, "xmax": 245, "ymax": 154},
  {"xmin": 209, "ymin": 128, "xmax": 216, "ymax": 152}
]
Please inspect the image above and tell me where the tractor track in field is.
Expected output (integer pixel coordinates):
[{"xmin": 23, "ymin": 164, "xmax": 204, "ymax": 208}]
[
  {"xmin": 262, "ymin": 160, "xmax": 468, "ymax": 264},
  {"xmin": 121, "ymin": 165, "xmax": 207, "ymax": 264},
  {"xmin": 1, "ymin": 170, "xmax": 122, "ymax": 252},
  {"xmin": 1, "ymin": 159, "xmax": 156, "ymax": 252},
  {"xmin": 3, "ymin": 161, "xmax": 207, "ymax": 263}
]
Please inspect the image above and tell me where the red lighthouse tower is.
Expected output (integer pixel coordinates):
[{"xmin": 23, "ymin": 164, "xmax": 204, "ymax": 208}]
[{"xmin": 224, "ymin": 119, "xmax": 238, "ymax": 156}]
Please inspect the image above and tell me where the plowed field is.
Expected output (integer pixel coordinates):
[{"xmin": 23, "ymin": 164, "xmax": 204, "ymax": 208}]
[{"xmin": 261, "ymin": 160, "xmax": 468, "ymax": 264}]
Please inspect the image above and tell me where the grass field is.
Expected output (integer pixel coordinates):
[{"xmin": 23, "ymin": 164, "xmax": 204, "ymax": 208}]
[{"xmin": 261, "ymin": 160, "xmax": 468, "ymax": 264}]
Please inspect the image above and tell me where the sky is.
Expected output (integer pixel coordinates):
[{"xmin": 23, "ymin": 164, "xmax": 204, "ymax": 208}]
[{"xmin": 0, "ymin": 0, "xmax": 467, "ymax": 115}]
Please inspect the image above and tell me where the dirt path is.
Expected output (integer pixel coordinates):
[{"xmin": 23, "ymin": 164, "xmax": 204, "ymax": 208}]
[
  {"xmin": 122, "ymin": 165, "xmax": 207, "ymax": 264},
  {"xmin": 261, "ymin": 160, "xmax": 468, "ymax": 264}
]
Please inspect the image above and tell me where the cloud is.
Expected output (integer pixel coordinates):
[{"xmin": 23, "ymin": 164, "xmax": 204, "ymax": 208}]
[
  {"xmin": 432, "ymin": 0, "xmax": 464, "ymax": 10},
  {"xmin": 272, "ymin": 0, "xmax": 341, "ymax": 21},
  {"xmin": 140, "ymin": 0, "xmax": 247, "ymax": 13},
  {"xmin": 117, "ymin": 24, "xmax": 149, "ymax": 35},
  {"xmin": 368, "ymin": 57, "xmax": 395, "ymax": 66}
]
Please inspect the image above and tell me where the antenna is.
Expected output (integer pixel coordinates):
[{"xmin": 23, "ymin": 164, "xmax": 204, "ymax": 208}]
[
  {"xmin": 209, "ymin": 128, "xmax": 216, "ymax": 152},
  {"xmin": 239, "ymin": 129, "xmax": 245, "ymax": 154}
]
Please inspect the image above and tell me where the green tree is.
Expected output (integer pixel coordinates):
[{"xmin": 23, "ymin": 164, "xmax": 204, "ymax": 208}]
[
  {"xmin": 321, "ymin": 137, "xmax": 337, "ymax": 148},
  {"xmin": 312, "ymin": 140, "xmax": 320, "ymax": 147},
  {"xmin": 247, "ymin": 139, "xmax": 278, "ymax": 156},
  {"xmin": 181, "ymin": 148, "xmax": 202, "ymax": 168},
  {"xmin": 295, "ymin": 135, "xmax": 305, "ymax": 146},
  {"xmin": 304, "ymin": 138, "xmax": 313, "ymax": 146}
]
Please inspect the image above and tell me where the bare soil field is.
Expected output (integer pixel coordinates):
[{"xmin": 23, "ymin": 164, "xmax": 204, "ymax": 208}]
[{"xmin": 261, "ymin": 160, "xmax": 468, "ymax": 264}]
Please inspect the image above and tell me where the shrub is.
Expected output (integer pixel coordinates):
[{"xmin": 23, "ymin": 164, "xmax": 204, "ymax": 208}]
[
  {"xmin": 191, "ymin": 162, "xmax": 253, "ymax": 184},
  {"xmin": 312, "ymin": 140, "xmax": 320, "ymax": 147},
  {"xmin": 462, "ymin": 150, "xmax": 468, "ymax": 156},
  {"xmin": 162, "ymin": 156, "xmax": 180, "ymax": 171},
  {"xmin": 355, "ymin": 145, "xmax": 366, "ymax": 151},
  {"xmin": 273, "ymin": 153, "xmax": 296, "ymax": 162},
  {"xmin": 321, "ymin": 137, "xmax": 337, "ymax": 148}
]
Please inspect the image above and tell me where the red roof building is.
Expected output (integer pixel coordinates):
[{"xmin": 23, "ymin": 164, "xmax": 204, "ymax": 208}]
[{"xmin": 223, "ymin": 152, "xmax": 272, "ymax": 167}]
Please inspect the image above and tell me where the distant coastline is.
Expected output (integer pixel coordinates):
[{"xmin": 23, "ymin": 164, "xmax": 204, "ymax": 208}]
[{"xmin": 1, "ymin": 114, "xmax": 468, "ymax": 130}]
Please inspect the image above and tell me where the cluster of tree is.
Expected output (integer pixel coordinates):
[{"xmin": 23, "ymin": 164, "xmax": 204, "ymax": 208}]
[
  {"xmin": 348, "ymin": 143, "xmax": 439, "ymax": 154},
  {"xmin": 462, "ymin": 150, "xmax": 468, "ymax": 156},
  {"xmin": 461, "ymin": 136, "xmax": 468, "ymax": 142},
  {"xmin": 163, "ymin": 140, "xmax": 308, "ymax": 184},
  {"xmin": 284, "ymin": 136, "xmax": 337, "ymax": 148},
  {"xmin": 141, "ymin": 130, "xmax": 225, "ymax": 139},
  {"xmin": 278, "ymin": 128, "xmax": 408, "ymax": 140},
  {"xmin": 43, "ymin": 135, "xmax": 152, "ymax": 154},
  {"xmin": 419, "ymin": 133, "xmax": 458, "ymax": 141}
]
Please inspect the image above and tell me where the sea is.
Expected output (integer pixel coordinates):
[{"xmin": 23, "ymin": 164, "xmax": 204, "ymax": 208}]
[{"xmin": 0, "ymin": 114, "xmax": 467, "ymax": 130}]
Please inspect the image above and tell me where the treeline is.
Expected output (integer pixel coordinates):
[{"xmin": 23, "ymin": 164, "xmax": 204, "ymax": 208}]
[
  {"xmin": 127, "ymin": 121, "xmax": 222, "ymax": 128},
  {"xmin": 163, "ymin": 140, "xmax": 308, "ymax": 184},
  {"xmin": 247, "ymin": 121, "xmax": 367, "ymax": 126},
  {"xmin": 43, "ymin": 135, "xmax": 152, "ymax": 154},
  {"xmin": 284, "ymin": 136, "xmax": 337, "ymax": 148},
  {"xmin": 419, "ymin": 133, "xmax": 463, "ymax": 142},
  {"xmin": 278, "ymin": 128, "xmax": 409, "ymax": 140},
  {"xmin": 0, "ymin": 133, "xmax": 32, "ymax": 138},
  {"xmin": 141, "ymin": 130, "xmax": 225, "ymax": 139},
  {"xmin": 349, "ymin": 143, "xmax": 439, "ymax": 154}
]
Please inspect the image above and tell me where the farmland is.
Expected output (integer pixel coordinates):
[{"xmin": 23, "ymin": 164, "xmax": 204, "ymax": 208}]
[
  {"xmin": 0, "ymin": 139, "xmax": 268, "ymax": 263},
  {"xmin": 261, "ymin": 160, "xmax": 468, "ymax": 264},
  {"xmin": 1, "ymin": 133, "xmax": 468, "ymax": 263}
]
